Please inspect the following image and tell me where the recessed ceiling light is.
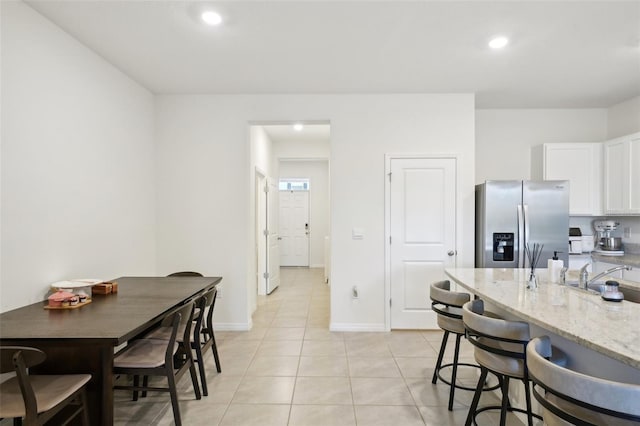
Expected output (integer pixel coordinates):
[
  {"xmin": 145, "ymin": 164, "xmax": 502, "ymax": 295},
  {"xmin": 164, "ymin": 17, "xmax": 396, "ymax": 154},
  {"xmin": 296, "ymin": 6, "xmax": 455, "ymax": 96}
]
[
  {"xmin": 201, "ymin": 11, "xmax": 222, "ymax": 26},
  {"xmin": 488, "ymin": 36, "xmax": 509, "ymax": 49},
  {"xmin": 293, "ymin": 123, "xmax": 304, "ymax": 132}
]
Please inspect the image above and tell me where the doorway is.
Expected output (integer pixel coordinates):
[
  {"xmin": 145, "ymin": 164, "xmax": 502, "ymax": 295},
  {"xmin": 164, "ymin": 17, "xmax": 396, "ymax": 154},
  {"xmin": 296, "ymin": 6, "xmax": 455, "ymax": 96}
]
[
  {"xmin": 249, "ymin": 123, "xmax": 331, "ymax": 313},
  {"xmin": 385, "ymin": 155, "xmax": 458, "ymax": 329}
]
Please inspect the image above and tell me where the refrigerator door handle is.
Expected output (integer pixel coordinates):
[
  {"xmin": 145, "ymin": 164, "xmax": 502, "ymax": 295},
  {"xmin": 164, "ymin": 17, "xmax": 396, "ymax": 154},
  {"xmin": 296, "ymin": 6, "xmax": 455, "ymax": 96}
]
[
  {"xmin": 522, "ymin": 204, "xmax": 529, "ymax": 246},
  {"xmin": 523, "ymin": 204, "xmax": 530, "ymax": 254},
  {"xmin": 517, "ymin": 204, "xmax": 525, "ymax": 267}
]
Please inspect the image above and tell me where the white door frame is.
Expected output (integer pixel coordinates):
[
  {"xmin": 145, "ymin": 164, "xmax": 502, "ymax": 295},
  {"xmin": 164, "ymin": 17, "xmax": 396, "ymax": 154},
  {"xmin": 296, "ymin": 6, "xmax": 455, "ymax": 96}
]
[
  {"xmin": 384, "ymin": 153, "xmax": 462, "ymax": 331},
  {"xmin": 255, "ymin": 167, "xmax": 268, "ymax": 297}
]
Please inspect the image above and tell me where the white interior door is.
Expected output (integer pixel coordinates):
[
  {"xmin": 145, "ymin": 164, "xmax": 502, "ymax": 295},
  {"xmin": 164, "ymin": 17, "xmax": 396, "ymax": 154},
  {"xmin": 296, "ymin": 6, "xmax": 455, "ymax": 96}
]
[
  {"xmin": 279, "ymin": 191, "xmax": 310, "ymax": 267},
  {"xmin": 389, "ymin": 157, "xmax": 457, "ymax": 329},
  {"xmin": 266, "ymin": 178, "xmax": 280, "ymax": 293}
]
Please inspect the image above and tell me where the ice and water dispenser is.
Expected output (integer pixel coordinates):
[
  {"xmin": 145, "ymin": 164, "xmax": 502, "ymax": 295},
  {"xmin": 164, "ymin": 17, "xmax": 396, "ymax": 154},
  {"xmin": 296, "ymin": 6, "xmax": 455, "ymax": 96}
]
[{"xmin": 493, "ymin": 233, "xmax": 514, "ymax": 261}]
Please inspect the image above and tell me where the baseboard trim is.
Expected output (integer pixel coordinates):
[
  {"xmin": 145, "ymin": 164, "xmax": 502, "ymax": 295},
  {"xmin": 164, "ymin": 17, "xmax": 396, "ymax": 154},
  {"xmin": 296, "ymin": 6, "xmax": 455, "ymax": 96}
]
[
  {"xmin": 309, "ymin": 264, "xmax": 324, "ymax": 268},
  {"xmin": 329, "ymin": 323, "xmax": 388, "ymax": 332},
  {"xmin": 213, "ymin": 322, "xmax": 252, "ymax": 331}
]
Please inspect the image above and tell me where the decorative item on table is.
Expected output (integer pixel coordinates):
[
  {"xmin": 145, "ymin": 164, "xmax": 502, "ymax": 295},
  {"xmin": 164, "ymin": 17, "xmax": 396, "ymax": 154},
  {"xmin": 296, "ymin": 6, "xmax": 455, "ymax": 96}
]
[
  {"xmin": 45, "ymin": 289, "xmax": 91, "ymax": 310},
  {"xmin": 92, "ymin": 281, "xmax": 117, "ymax": 295},
  {"xmin": 524, "ymin": 242, "xmax": 544, "ymax": 290},
  {"xmin": 51, "ymin": 279, "xmax": 102, "ymax": 297}
]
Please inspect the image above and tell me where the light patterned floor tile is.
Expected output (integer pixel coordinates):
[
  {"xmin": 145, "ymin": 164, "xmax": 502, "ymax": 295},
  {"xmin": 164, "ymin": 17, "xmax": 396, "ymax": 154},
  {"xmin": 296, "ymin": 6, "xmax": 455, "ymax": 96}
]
[
  {"xmin": 256, "ymin": 339, "xmax": 303, "ymax": 356},
  {"xmin": 245, "ymin": 355, "xmax": 300, "ymax": 376},
  {"xmin": 298, "ymin": 356, "xmax": 349, "ymax": 377},
  {"xmin": 288, "ymin": 405, "xmax": 356, "ymax": 426},
  {"xmin": 232, "ymin": 376, "xmax": 296, "ymax": 404},
  {"xmin": 301, "ymin": 339, "xmax": 346, "ymax": 356},
  {"xmin": 348, "ymin": 357, "xmax": 401, "ymax": 377},
  {"xmin": 219, "ymin": 404, "xmax": 290, "ymax": 426},
  {"xmin": 264, "ymin": 327, "xmax": 306, "ymax": 340},
  {"xmin": 354, "ymin": 405, "xmax": 425, "ymax": 426},
  {"xmin": 292, "ymin": 377, "xmax": 353, "ymax": 405},
  {"xmin": 351, "ymin": 377, "xmax": 415, "ymax": 405}
]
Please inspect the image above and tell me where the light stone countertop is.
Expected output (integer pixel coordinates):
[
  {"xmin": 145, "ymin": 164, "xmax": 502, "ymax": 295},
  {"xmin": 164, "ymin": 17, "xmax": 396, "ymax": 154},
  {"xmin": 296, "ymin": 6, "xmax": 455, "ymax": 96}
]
[{"xmin": 445, "ymin": 268, "xmax": 640, "ymax": 370}]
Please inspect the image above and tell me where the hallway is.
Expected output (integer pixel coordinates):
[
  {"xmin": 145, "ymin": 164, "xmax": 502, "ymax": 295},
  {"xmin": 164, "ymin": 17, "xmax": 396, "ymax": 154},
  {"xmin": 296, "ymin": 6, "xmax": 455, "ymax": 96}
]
[{"xmin": 113, "ymin": 267, "xmax": 527, "ymax": 425}]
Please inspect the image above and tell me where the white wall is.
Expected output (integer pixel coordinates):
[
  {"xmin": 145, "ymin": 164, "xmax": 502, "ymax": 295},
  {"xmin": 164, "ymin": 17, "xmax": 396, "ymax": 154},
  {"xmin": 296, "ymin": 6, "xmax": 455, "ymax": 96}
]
[
  {"xmin": 0, "ymin": 2, "xmax": 156, "ymax": 312},
  {"xmin": 272, "ymin": 139, "xmax": 330, "ymax": 167},
  {"xmin": 475, "ymin": 109, "xmax": 607, "ymax": 183},
  {"xmin": 278, "ymin": 160, "xmax": 330, "ymax": 267},
  {"xmin": 607, "ymin": 96, "xmax": 640, "ymax": 139},
  {"xmin": 155, "ymin": 94, "xmax": 475, "ymax": 331}
]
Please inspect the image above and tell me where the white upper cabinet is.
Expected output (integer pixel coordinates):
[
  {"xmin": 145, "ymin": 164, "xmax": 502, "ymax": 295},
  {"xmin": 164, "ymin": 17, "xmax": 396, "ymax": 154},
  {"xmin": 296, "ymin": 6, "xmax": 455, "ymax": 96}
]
[
  {"xmin": 604, "ymin": 132, "xmax": 640, "ymax": 215},
  {"xmin": 533, "ymin": 143, "xmax": 602, "ymax": 215}
]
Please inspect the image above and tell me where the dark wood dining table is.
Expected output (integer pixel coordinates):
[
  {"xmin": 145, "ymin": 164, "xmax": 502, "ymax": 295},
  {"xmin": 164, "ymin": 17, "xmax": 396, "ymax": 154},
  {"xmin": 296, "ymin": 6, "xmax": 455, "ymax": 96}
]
[{"xmin": 0, "ymin": 276, "xmax": 222, "ymax": 426}]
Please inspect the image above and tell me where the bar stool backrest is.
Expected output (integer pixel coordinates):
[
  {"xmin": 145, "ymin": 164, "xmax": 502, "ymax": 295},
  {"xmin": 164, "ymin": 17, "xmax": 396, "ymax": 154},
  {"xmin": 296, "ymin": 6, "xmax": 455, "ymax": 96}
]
[
  {"xmin": 527, "ymin": 336, "xmax": 640, "ymax": 426},
  {"xmin": 430, "ymin": 280, "xmax": 470, "ymax": 334},
  {"xmin": 462, "ymin": 299, "xmax": 530, "ymax": 378}
]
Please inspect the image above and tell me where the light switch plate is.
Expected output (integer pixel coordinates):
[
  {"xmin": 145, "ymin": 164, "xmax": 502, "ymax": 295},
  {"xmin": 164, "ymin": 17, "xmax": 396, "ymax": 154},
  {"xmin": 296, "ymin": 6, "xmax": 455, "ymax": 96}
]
[{"xmin": 352, "ymin": 228, "xmax": 364, "ymax": 239}]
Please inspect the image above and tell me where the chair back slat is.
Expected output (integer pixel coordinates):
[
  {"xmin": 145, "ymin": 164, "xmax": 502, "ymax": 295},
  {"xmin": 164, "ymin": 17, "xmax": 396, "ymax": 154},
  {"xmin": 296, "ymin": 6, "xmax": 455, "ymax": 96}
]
[
  {"xmin": 0, "ymin": 346, "xmax": 45, "ymax": 374},
  {"xmin": 1, "ymin": 347, "xmax": 46, "ymax": 423}
]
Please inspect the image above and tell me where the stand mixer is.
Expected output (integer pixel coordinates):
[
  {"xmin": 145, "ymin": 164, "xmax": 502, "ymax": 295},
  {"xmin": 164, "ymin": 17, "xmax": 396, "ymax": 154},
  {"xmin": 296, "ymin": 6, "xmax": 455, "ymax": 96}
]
[{"xmin": 592, "ymin": 220, "xmax": 623, "ymax": 255}]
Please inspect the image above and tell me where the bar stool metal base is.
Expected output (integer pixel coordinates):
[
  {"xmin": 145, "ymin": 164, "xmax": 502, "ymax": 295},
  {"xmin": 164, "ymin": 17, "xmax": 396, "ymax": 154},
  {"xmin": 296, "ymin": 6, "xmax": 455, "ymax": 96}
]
[
  {"xmin": 470, "ymin": 405, "xmax": 542, "ymax": 426},
  {"xmin": 436, "ymin": 362, "xmax": 499, "ymax": 392},
  {"xmin": 465, "ymin": 367, "xmax": 541, "ymax": 426},
  {"xmin": 432, "ymin": 330, "xmax": 500, "ymax": 411}
]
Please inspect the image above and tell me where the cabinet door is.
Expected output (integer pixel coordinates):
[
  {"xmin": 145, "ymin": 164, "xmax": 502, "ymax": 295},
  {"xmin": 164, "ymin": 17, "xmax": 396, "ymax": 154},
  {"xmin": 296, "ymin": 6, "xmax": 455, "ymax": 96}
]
[
  {"xmin": 604, "ymin": 139, "xmax": 626, "ymax": 214},
  {"xmin": 629, "ymin": 137, "xmax": 640, "ymax": 213},
  {"xmin": 544, "ymin": 143, "xmax": 601, "ymax": 215}
]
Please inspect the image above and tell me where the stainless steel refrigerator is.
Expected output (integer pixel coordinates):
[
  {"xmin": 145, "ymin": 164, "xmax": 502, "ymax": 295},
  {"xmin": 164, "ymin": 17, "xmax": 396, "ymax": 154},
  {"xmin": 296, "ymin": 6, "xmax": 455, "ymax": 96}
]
[{"xmin": 475, "ymin": 180, "xmax": 569, "ymax": 268}]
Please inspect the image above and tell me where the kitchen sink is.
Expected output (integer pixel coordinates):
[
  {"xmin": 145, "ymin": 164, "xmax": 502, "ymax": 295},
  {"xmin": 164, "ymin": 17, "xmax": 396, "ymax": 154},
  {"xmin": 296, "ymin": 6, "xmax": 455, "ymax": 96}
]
[{"xmin": 564, "ymin": 281, "xmax": 640, "ymax": 303}]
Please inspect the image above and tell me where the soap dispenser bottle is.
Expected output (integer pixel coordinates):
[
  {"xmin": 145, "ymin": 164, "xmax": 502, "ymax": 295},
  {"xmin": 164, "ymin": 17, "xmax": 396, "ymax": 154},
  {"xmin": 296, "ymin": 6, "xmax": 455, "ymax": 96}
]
[{"xmin": 548, "ymin": 251, "xmax": 563, "ymax": 283}]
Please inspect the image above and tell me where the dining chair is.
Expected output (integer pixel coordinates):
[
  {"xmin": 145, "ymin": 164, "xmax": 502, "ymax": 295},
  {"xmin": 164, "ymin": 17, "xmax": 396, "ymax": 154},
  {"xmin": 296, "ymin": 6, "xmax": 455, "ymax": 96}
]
[
  {"xmin": 166, "ymin": 271, "xmax": 205, "ymax": 320},
  {"xmin": 192, "ymin": 286, "xmax": 221, "ymax": 395},
  {"xmin": 0, "ymin": 346, "xmax": 91, "ymax": 426},
  {"xmin": 527, "ymin": 336, "xmax": 640, "ymax": 426},
  {"xmin": 113, "ymin": 300, "xmax": 201, "ymax": 426}
]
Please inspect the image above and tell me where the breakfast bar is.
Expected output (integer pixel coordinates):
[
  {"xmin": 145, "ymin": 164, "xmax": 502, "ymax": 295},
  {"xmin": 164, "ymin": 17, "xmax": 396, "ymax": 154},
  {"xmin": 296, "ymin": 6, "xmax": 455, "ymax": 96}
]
[
  {"xmin": 0, "ymin": 276, "xmax": 222, "ymax": 426},
  {"xmin": 444, "ymin": 268, "xmax": 640, "ymax": 383}
]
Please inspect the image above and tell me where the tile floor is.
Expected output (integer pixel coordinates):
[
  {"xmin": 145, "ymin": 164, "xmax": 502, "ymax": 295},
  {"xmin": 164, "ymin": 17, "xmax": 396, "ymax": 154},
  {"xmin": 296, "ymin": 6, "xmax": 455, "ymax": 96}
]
[{"xmin": 112, "ymin": 267, "xmax": 531, "ymax": 425}]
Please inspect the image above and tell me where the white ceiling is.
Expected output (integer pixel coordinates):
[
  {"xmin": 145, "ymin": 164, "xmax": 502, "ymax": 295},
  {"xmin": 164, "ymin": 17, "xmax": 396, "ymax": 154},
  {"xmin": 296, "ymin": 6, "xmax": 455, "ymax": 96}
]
[{"xmin": 26, "ymin": 0, "xmax": 640, "ymax": 108}]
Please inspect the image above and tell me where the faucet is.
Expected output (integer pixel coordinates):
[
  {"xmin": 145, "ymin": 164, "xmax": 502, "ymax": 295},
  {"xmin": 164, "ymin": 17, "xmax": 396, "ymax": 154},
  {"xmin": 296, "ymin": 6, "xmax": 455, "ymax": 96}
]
[{"xmin": 578, "ymin": 263, "xmax": 632, "ymax": 290}]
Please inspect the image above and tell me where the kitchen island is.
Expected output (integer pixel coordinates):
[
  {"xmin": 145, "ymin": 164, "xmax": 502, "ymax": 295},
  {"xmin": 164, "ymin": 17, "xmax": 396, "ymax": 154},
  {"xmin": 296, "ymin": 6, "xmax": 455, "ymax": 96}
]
[{"xmin": 445, "ymin": 268, "xmax": 640, "ymax": 384}]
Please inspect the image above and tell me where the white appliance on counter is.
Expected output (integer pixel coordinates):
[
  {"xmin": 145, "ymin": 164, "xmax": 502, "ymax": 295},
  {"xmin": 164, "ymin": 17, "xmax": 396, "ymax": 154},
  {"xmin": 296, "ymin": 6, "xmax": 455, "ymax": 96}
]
[
  {"xmin": 569, "ymin": 227, "xmax": 583, "ymax": 254},
  {"xmin": 593, "ymin": 220, "xmax": 624, "ymax": 255}
]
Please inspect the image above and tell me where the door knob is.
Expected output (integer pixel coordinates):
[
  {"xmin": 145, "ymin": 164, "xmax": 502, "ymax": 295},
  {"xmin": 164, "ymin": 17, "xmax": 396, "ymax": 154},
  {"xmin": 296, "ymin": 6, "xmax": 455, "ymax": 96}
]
[{"xmin": 447, "ymin": 250, "xmax": 456, "ymax": 256}]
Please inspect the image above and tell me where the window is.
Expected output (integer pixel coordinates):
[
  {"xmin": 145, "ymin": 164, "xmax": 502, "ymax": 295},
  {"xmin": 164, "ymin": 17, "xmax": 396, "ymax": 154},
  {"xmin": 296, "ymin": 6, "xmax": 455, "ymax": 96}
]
[{"xmin": 279, "ymin": 178, "xmax": 310, "ymax": 191}]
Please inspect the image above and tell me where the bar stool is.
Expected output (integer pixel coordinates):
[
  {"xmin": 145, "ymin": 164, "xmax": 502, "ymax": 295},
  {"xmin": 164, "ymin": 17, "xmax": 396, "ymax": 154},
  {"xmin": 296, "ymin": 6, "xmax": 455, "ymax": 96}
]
[
  {"xmin": 527, "ymin": 336, "xmax": 640, "ymax": 426},
  {"xmin": 430, "ymin": 280, "xmax": 499, "ymax": 410},
  {"xmin": 462, "ymin": 299, "xmax": 567, "ymax": 426}
]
